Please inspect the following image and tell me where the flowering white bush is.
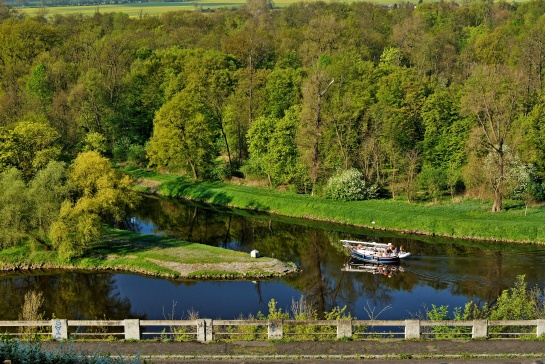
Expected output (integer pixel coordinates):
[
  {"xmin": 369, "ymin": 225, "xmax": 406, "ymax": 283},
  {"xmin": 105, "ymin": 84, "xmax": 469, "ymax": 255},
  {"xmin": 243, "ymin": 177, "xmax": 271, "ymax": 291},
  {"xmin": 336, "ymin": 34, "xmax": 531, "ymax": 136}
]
[{"xmin": 324, "ymin": 169, "xmax": 378, "ymax": 201}]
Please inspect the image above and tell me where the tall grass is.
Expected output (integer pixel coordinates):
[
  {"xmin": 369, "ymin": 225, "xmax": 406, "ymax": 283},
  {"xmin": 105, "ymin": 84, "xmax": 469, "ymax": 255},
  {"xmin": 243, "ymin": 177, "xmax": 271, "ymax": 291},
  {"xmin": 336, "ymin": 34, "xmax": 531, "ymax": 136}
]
[{"xmin": 127, "ymin": 168, "xmax": 545, "ymax": 244}]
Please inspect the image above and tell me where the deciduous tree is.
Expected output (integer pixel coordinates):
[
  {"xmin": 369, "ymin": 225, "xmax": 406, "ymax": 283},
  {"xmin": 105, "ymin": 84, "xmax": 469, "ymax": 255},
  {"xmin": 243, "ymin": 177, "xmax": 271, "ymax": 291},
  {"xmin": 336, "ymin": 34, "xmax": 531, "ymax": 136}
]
[
  {"xmin": 49, "ymin": 151, "xmax": 139, "ymax": 259},
  {"xmin": 461, "ymin": 64, "xmax": 524, "ymax": 212}
]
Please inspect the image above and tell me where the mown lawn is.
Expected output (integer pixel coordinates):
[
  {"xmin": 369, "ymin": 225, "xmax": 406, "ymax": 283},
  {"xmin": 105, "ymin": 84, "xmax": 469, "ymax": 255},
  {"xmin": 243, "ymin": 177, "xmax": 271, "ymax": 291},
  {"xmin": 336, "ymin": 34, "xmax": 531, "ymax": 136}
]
[
  {"xmin": 0, "ymin": 228, "xmax": 289, "ymax": 278},
  {"xmin": 126, "ymin": 167, "xmax": 545, "ymax": 244}
]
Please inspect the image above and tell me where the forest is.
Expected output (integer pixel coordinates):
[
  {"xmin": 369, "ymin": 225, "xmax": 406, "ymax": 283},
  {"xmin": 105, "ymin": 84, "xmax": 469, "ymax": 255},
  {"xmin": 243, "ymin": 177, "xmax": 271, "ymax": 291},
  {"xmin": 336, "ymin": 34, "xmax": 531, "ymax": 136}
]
[{"xmin": 2, "ymin": 0, "xmax": 545, "ymax": 253}]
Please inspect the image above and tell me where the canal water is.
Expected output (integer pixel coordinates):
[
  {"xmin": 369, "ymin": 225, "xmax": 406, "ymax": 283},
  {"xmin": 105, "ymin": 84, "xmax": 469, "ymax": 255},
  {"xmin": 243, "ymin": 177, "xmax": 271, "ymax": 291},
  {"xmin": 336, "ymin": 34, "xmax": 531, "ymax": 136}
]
[{"xmin": 2, "ymin": 195, "xmax": 545, "ymax": 322}]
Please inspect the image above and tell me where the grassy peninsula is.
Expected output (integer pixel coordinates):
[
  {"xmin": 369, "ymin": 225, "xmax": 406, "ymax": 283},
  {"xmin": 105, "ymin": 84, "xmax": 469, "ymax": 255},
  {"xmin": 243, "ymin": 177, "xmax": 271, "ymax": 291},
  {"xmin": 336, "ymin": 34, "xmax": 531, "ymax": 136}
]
[
  {"xmin": 127, "ymin": 168, "xmax": 545, "ymax": 244},
  {"xmin": 0, "ymin": 229, "xmax": 297, "ymax": 279}
]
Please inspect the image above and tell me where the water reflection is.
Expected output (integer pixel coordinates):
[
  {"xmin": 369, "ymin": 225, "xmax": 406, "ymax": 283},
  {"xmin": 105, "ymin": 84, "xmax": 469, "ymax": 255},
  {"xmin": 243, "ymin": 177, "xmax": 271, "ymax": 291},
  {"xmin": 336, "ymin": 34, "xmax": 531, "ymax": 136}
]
[
  {"xmin": 0, "ymin": 271, "xmax": 140, "ymax": 321},
  {"xmin": 2, "ymin": 195, "xmax": 545, "ymax": 321},
  {"xmin": 342, "ymin": 259, "xmax": 405, "ymax": 278},
  {"xmin": 127, "ymin": 195, "xmax": 545, "ymax": 318}
]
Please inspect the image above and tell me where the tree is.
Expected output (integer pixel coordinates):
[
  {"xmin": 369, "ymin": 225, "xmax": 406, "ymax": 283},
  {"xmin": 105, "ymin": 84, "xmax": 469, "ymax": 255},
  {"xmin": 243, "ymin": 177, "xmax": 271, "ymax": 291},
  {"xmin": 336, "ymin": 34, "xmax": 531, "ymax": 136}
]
[
  {"xmin": 0, "ymin": 114, "xmax": 60, "ymax": 180},
  {"xmin": 49, "ymin": 151, "xmax": 139, "ymax": 259},
  {"xmin": 146, "ymin": 92, "xmax": 216, "ymax": 180},
  {"xmin": 27, "ymin": 161, "xmax": 67, "ymax": 240},
  {"xmin": 0, "ymin": 168, "xmax": 29, "ymax": 248},
  {"xmin": 245, "ymin": 106, "xmax": 301, "ymax": 187},
  {"xmin": 299, "ymin": 57, "xmax": 335, "ymax": 195},
  {"xmin": 460, "ymin": 64, "xmax": 524, "ymax": 212}
]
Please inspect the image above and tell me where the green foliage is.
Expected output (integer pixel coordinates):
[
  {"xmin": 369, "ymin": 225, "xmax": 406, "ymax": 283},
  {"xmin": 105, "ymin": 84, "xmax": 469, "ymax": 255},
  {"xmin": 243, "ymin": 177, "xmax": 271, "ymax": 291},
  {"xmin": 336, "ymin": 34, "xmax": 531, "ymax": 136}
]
[
  {"xmin": 81, "ymin": 132, "xmax": 108, "ymax": 154},
  {"xmin": 490, "ymin": 275, "xmax": 544, "ymax": 321},
  {"xmin": 28, "ymin": 161, "xmax": 68, "ymax": 240},
  {"xmin": 324, "ymin": 169, "xmax": 378, "ymax": 201},
  {"xmin": 0, "ymin": 336, "xmax": 142, "ymax": 363},
  {"xmin": 0, "ymin": 168, "xmax": 30, "ymax": 248},
  {"xmin": 127, "ymin": 144, "xmax": 147, "ymax": 168},
  {"xmin": 129, "ymin": 168, "xmax": 545, "ymax": 243},
  {"xmin": 50, "ymin": 151, "xmax": 140, "ymax": 260},
  {"xmin": 267, "ymin": 298, "xmax": 290, "ymax": 320},
  {"xmin": 147, "ymin": 92, "xmax": 216, "ymax": 180},
  {"xmin": 425, "ymin": 276, "xmax": 545, "ymax": 338},
  {"xmin": 245, "ymin": 107, "xmax": 301, "ymax": 186},
  {"xmin": 4, "ymin": 0, "xmax": 545, "ymax": 226},
  {"xmin": 26, "ymin": 63, "xmax": 52, "ymax": 103},
  {"xmin": 0, "ymin": 115, "xmax": 60, "ymax": 181}
]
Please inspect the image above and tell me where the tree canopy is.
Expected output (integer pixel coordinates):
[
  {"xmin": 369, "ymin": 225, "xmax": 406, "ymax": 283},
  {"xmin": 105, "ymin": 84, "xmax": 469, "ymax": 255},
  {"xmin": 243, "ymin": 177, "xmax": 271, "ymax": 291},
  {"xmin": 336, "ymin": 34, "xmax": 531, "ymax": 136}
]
[{"xmin": 0, "ymin": 0, "xmax": 545, "ymax": 212}]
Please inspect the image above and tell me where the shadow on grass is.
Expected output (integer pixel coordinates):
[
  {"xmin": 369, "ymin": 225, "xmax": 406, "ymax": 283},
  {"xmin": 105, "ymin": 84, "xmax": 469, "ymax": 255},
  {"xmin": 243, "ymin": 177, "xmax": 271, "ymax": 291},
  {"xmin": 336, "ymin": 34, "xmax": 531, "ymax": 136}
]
[
  {"xmin": 89, "ymin": 229, "xmax": 191, "ymax": 256},
  {"xmin": 160, "ymin": 180, "xmax": 235, "ymax": 207}
]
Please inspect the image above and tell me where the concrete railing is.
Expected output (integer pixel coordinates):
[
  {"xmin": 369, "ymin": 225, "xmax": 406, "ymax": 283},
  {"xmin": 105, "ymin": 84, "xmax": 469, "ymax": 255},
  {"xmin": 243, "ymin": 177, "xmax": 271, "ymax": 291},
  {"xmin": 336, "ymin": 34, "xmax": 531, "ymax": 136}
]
[{"xmin": 1, "ymin": 319, "xmax": 544, "ymax": 341}]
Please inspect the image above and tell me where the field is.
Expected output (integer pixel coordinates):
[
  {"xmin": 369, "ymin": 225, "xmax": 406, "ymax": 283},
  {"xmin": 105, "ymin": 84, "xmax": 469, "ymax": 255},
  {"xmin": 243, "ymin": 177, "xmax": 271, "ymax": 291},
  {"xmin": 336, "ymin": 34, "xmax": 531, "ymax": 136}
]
[{"xmin": 17, "ymin": 0, "xmax": 395, "ymax": 17}]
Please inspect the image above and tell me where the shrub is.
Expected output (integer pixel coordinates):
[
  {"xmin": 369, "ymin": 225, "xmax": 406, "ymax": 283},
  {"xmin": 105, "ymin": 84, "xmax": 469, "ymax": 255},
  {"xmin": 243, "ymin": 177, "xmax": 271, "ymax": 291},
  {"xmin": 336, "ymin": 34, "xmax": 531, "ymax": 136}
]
[
  {"xmin": 0, "ymin": 336, "xmax": 141, "ymax": 364},
  {"xmin": 324, "ymin": 169, "xmax": 378, "ymax": 201},
  {"xmin": 127, "ymin": 144, "xmax": 147, "ymax": 168}
]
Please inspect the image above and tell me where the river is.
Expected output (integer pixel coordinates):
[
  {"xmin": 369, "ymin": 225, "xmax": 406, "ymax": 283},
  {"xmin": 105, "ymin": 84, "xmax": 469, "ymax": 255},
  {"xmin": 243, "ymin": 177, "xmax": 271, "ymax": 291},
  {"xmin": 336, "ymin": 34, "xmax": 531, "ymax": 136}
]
[{"xmin": 2, "ymin": 194, "xmax": 545, "ymax": 322}]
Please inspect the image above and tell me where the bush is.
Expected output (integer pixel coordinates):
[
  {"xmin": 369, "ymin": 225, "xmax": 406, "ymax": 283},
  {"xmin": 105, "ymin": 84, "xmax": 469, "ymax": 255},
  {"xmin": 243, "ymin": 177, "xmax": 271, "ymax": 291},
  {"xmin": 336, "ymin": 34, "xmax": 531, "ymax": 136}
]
[
  {"xmin": 0, "ymin": 336, "xmax": 141, "ymax": 364},
  {"xmin": 127, "ymin": 144, "xmax": 147, "ymax": 168},
  {"xmin": 324, "ymin": 169, "xmax": 378, "ymax": 201}
]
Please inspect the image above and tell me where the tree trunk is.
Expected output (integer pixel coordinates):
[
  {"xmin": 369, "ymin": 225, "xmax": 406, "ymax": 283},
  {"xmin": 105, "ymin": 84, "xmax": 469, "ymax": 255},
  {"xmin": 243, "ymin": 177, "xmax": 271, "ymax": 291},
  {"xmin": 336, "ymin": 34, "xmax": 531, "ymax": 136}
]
[
  {"xmin": 491, "ymin": 150, "xmax": 504, "ymax": 212},
  {"xmin": 492, "ymin": 189, "xmax": 502, "ymax": 212}
]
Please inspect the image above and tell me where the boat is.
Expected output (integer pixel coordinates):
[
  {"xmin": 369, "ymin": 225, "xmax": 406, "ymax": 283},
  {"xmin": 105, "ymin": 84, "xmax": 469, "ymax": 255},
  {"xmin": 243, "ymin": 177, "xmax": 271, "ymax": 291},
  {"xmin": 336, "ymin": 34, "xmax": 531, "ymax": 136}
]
[{"xmin": 341, "ymin": 240, "xmax": 411, "ymax": 264}]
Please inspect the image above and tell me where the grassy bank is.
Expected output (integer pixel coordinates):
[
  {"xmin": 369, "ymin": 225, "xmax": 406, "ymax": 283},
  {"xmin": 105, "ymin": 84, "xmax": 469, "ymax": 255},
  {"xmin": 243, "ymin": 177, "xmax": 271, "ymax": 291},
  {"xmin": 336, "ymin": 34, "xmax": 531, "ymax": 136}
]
[
  {"xmin": 126, "ymin": 168, "xmax": 545, "ymax": 244},
  {"xmin": 0, "ymin": 228, "xmax": 296, "ymax": 279}
]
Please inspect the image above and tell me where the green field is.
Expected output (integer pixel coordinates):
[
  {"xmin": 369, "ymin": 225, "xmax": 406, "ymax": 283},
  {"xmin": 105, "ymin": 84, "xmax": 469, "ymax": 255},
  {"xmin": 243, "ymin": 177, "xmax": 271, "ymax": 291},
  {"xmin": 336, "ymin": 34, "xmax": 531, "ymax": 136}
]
[{"xmin": 17, "ymin": 0, "xmax": 394, "ymax": 17}]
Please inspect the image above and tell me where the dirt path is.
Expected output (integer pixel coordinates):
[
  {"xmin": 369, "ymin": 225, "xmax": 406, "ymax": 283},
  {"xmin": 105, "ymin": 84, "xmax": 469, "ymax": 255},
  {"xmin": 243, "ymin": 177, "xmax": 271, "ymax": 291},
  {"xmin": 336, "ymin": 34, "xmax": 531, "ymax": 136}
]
[{"xmin": 146, "ymin": 258, "xmax": 298, "ymax": 278}]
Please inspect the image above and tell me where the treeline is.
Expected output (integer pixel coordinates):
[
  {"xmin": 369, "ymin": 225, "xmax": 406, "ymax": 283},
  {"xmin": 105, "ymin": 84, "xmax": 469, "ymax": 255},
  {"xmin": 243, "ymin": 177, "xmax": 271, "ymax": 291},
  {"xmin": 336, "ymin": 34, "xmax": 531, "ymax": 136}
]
[{"xmin": 2, "ymin": 0, "xmax": 545, "ymax": 215}]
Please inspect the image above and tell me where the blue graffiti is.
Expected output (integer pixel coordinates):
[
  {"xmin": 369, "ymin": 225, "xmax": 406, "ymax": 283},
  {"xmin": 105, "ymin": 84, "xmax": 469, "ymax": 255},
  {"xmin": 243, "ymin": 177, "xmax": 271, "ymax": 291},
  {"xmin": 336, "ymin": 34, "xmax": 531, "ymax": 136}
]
[{"xmin": 54, "ymin": 319, "xmax": 63, "ymax": 340}]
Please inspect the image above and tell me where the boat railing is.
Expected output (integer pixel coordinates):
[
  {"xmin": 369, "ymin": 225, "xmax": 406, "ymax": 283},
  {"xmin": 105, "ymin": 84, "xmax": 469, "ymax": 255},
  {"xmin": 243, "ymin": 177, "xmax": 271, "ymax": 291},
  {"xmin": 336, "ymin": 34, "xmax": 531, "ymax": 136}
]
[{"xmin": 1, "ymin": 318, "xmax": 543, "ymax": 341}]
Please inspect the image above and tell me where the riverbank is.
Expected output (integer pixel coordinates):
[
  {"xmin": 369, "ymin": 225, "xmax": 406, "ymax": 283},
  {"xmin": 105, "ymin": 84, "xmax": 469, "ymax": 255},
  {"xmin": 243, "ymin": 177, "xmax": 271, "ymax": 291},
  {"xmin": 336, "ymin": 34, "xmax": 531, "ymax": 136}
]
[
  {"xmin": 0, "ymin": 229, "xmax": 297, "ymax": 279},
  {"xmin": 125, "ymin": 168, "xmax": 545, "ymax": 244}
]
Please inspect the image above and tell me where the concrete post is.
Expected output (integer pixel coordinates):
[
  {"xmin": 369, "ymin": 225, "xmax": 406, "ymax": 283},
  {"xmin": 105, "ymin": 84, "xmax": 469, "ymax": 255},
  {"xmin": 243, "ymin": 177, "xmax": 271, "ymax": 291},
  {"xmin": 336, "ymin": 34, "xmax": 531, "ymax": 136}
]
[
  {"xmin": 52, "ymin": 319, "xmax": 68, "ymax": 341},
  {"xmin": 268, "ymin": 320, "xmax": 283, "ymax": 340},
  {"xmin": 204, "ymin": 319, "xmax": 213, "ymax": 342},
  {"xmin": 197, "ymin": 320, "xmax": 206, "ymax": 342},
  {"xmin": 405, "ymin": 320, "xmax": 420, "ymax": 339},
  {"xmin": 337, "ymin": 320, "xmax": 352, "ymax": 339},
  {"xmin": 472, "ymin": 320, "xmax": 488, "ymax": 339},
  {"xmin": 124, "ymin": 319, "xmax": 140, "ymax": 340},
  {"xmin": 537, "ymin": 319, "xmax": 545, "ymax": 337},
  {"xmin": 197, "ymin": 319, "xmax": 213, "ymax": 342}
]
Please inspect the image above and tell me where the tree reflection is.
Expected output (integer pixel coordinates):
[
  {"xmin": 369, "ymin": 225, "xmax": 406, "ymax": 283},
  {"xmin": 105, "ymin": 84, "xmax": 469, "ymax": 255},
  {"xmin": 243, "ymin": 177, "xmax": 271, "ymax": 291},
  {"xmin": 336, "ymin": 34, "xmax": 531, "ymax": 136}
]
[
  {"xmin": 0, "ymin": 272, "xmax": 142, "ymax": 320},
  {"xmin": 127, "ymin": 195, "xmax": 545, "ymax": 318}
]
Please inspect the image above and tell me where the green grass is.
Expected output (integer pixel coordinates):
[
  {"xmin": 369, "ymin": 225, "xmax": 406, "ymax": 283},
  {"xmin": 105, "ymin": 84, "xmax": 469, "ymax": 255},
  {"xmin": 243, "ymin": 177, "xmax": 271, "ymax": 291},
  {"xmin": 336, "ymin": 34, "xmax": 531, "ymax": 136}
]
[
  {"xmin": 0, "ymin": 228, "xmax": 288, "ymax": 278},
  {"xmin": 127, "ymin": 168, "xmax": 545, "ymax": 244},
  {"xmin": 17, "ymin": 0, "xmax": 401, "ymax": 17}
]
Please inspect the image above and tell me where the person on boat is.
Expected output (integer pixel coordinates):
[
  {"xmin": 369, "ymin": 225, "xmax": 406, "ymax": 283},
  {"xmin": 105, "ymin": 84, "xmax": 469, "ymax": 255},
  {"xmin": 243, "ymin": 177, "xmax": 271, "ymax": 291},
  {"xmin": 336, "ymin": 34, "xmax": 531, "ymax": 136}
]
[{"xmin": 386, "ymin": 243, "xmax": 394, "ymax": 255}]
